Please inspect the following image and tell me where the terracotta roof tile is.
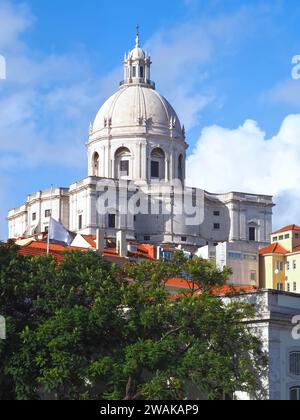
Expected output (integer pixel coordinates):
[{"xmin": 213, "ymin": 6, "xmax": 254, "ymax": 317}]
[
  {"xmin": 17, "ymin": 241, "xmax": 127, "ymax": 266},
  {"xmin": 81, "ymin": 235, "xmax": 96, "ymax": 248},
  {"xmin": 272, "ymin": 224, "xmax": 300, "ymax": 235},
  {"xmin": 259, "ymin": 243, "xmax": 288, "ymax": 255},
  {"xmin": 166, "ymin": 278, "xmax": 257, "ymax": 299}
]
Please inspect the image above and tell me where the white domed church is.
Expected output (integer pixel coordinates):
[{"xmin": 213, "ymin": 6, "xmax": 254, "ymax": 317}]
[{"xmin": 8, "ymin": 33, "xmax": 274, "ymax": 250}]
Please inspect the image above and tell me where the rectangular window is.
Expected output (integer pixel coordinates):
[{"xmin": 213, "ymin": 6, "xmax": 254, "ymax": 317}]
[
  {"xmin": 108, "ymin": 214, "xmax": 116, "ymax": 229},
  {"xmin": 287, "ymin": 283, "xmax": 291, "ymax": 292},
  {"xmin": 290, "ymin": 387, "xmax": 300, "ymax": 401},
  {"xmin": 120, "ymin": 160, "xmax": 129, "ymax": 176},
  {"xmin": 133, "ymin": 67, "xmax": 137, "ymax": 77},
  {"xmin": 78, "ymin": 215, "xmax": 83, "ymax": 230},
  {"xmin": 45, "ymin": 226, "xmax": 49, "ymax": 233},
  {"xmin": 287, "ymin": 261, "xmax": 290, "ymax": 271},
  {"xmin": 45, "ymin": 209, "xmax": 51, "ymax": 218},
  {"xmin": 181, "ymin": 237, "xmax": 187, "ymax": 242},
  {"xmin": 296, "ymin": 234, "xmax": 299, "ymax": 239},
  {"xmin": 160, "ymin": 250, "xmax": 173, "ymax": 261},
  {"xmin": 250, "ymin": 271, "xmax": 257, "ymax": 282},
  {"xmin": 213, "ymin": 211, "xmax": 220, "ymax": 217},
  {"xmin": 293, "ymin": 260, "xmax": 297, "ymax": 270},
  {"xmin": 273, "ymin": 236, "xmax": 278, "ymax": 242},
  {"xmin": 277, "ymin": 261, "xmax": 284, "ymax": 271},
  {"xmin": 294, "ymin": 282, "xmax": 297, "ymax": 292},
  {"xmin": 249, "ymin": 227, "xmax": 256, "ymax": 241},
  {"xmin": 244, "ymin": 254, "xmax": 257, "ymax": 261},
  {"xmin": 277, "ymin": 283, "xmax": 284, "ymax": 291},
  {"xmin": 285, "ymin": 234, "xmax": 290, "ymax": 239},
  {"xmin": 214, "ymin": 223, "xmax": 220, "ymax": 230},
  {"xmin": 32, "ymin": 213, "xmax": 37, "ymax": 221},
  {"xmin": 290, "ymin": 352, "xmax": 300, "ymax": 376},
  {"xmin": 151, "ymin": 161, "xmax": 160, "ymax": 178},
  {"xmin": 279, "ymin": 235, "xmax": 284, "ymax": 240},
  {"xmin": 140, "ymin": 66, "xmax": 144, "ymax": 78},
  {"xmin": 228, "ymin": 252, "xmax": 242, "ymax": 260},
  {"xmin": 144, "ymin": 235, "xmax": 151, "ymax": 242}
]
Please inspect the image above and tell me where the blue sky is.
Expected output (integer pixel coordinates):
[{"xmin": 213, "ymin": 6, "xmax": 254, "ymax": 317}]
[{"xmin": 1, "ymin": 0, "xmax": 300, "ymax": 238}]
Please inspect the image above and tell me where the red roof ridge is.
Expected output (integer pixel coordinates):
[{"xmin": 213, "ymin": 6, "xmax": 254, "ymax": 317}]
[
  {"xmin": 259, "ymin": 242, "xmax": 288, "ymax": 255},
  {"xmin": 272, "ymin": 224, "xmax": 300, "ymax": 235},
  {"xmin": 81, "ymin": 235, "xmax": 96, "ymax": 248}
]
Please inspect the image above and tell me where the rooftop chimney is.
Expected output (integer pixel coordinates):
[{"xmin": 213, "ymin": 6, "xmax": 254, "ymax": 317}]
[
  {"xmin": 116, "ymin": 230, "xmax": 127, "ymax": 258},
  {"xmin": 96, "ymin": 228, "xmax": 105, "ymax": 255}
]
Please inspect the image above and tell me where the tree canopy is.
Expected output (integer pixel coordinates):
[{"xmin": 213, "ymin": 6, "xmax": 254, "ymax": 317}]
[{"xmin": 0, "ymin": 242, "xmax": 267, "ymax": 400}]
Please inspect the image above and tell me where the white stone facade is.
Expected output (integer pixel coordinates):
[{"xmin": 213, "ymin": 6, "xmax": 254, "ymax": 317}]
[
  {"xmin": 231, "ymin": 290, "xmax": 300, "ymax": 400},
  {"xmin": 8, "ymin": 188, "xmax": 69, "ymax": 239},
  {"xmin": 7, "ymin": 34, "xmax": 274, "ymax": 247}
]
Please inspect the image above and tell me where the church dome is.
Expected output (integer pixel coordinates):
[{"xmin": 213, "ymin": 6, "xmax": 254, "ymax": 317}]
[
  {"xmin": 129, "ymin": 46, "xmax": 145, "ymax": 60},
  {"xmin": 87, "ymin": 30, "xmax": 188, "ymax": 183},
  {"xmin": 89, "ymin": 29, "xmax": 185, "ymax": 141},
  {"xmin": 92, "ymin": 84, "xmax": 182, "ymax": 137}
]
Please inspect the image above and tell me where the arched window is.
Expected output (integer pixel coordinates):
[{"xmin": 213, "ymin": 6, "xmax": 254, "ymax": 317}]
[
  {"xmin": 290, "ymin": 387, "xmax": 300, "ymax": 400},
  {"xmin": 92, "ymin": 152, "xmax": 100, "ymax": 177},
  {"xmin": 151, "ymin": 148, "xmax": 165, "ymax": 180},
  {"xmin": 115, "ymin": 147, "xmax": 131, "ymax": 179},
  {"xmin": 290, "ymin": 352, "xmax": 300, "ymax": 376},
  {"xmin": 178, "ymin": 154, "xmax": 184, "ymax": 182}
]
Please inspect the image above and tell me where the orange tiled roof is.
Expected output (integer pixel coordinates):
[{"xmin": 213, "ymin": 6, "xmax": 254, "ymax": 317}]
[
  {"xmin": 210, "ymin": 285, "xmax": 257, "ymax": 295},
  {"xmin": 17, "ymin": 240, "xmax": 129, "ymax": 265},
  {"xmin": 259, "ymin": 242, "xmax": 288, "ymax": 255},
  {"xmin": 166, "ymin": 278, "xmax": 196, "ymax": 288},
  {"xmin": 272, "ymin": 224, "xmax": 300, "ymax": 235},
  {"xmin": 81, "ymin": 235, "xmax": 96, "ymax": 248},
  {"xmin": 166, "ymin": 279, "xmax": 257, "ymax": 299},
  {"xmin": 18, "ymin": 241, "xmax": 89, "ymax": 262}
]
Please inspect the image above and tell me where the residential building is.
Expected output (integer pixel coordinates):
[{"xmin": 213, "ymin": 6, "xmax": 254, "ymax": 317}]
[{"xmin": 259, "ymin": 225, "xmax": 300, "ymax": 294}]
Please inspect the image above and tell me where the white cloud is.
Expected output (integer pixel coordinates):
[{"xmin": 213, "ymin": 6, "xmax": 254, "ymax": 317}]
[
  {"xmin": 0, "ymin": 1, "xmax": 32, "ymax": 50},
  {"xmin": 264, "ymin": 79, "xmax": 300, "ymax": 107},
  {"xmin": 0, "ymin": 1, "xmax": 122, "ymax": 173},
  {"xmin": 144, "ymin": 7, "xmax": 258, "ymax": 130},
  {"xmin": 186, "ymin": 114, "xmax": 300, "ymax": 228}
]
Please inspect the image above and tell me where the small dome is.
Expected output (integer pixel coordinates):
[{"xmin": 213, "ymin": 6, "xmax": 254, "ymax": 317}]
[
  {"xmin": 129, "ymin": 46, "xmax": 145, "ymax": 61},
  {"xmin": 92, "ymin": 84, "xmax": 182, "ymax": 138}
]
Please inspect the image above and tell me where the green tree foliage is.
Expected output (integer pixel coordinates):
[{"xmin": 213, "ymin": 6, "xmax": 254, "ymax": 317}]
[{"xmin": 0, "ymin": 243, "xmax": 267, "ymax": 400}]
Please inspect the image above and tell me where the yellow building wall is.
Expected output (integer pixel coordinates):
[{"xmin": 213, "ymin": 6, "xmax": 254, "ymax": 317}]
[
  {"xmin": 285, "ymin": 254, "xmax": 300, "ymax": 293},
  {"xmin": 260, "ymin": 255, "xmax": 275, "ymax": 289},
  {"xmin": 272, "ymin": 230, "xmax": 300, "ymax": 252},
  {"xmin": 259, "ymin": 255, "xmax": 286, "ymax": 290},
  {"xmin": 272, "ymin": 255, "xmax": 286, "ymax": 290},
  {"xmin": 260, "ymin": 253, "xmax": 300, "ymax": 293}
]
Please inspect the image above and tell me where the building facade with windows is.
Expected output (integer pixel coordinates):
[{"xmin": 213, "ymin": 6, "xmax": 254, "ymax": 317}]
[
  {"xmin": 7, "ymin": 33, "xmax": 274, "ymax": 248},
  {"xmin": 259, "ymin": 225, "xmax": 300, "ymax": 294},
  {"xmin": 232, "ymin": 289, "xmax": 300, "ymax": 400},
  {"xmin": 195, "ymin": 240, "xmax": 263, "ymax": 287}
]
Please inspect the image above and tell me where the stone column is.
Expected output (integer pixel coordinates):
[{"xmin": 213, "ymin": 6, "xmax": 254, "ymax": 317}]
[{"xmin": 165, "ymin": 158, "xmax": 169, "ymax": 182}]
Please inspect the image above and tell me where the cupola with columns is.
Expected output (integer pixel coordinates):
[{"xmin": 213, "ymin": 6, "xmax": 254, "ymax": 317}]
[{"xmin": 122, "ymin": 27, "xmax": 154, "ymax": 89}]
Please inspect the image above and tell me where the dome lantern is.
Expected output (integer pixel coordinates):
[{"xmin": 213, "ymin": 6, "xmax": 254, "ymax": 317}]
[{"xmin": 121, "ymin": 27, "xmax": 154, "ymax": 89}]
